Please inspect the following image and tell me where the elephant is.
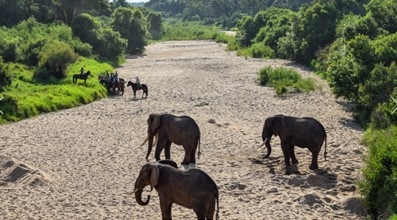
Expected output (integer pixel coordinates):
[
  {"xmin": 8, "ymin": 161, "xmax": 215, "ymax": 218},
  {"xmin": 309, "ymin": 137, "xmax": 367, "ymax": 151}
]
[
  {"xmin": 259, "ymin": 114, "xmax": 327, "ymax": 173},
  {"xmin": 141, "ymin": 113, "xmax": 201, "ymax": 166},
  {"xmin": 133, "ymin": 160, "xmax": 219, "ymax": 220}
]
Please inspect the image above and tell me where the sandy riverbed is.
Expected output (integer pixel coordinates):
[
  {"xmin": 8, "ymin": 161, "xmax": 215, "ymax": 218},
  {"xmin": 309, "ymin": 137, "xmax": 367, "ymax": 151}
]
[{"xmin": 0, "ymin": 40, "xmax": 367, "ymax": 219}]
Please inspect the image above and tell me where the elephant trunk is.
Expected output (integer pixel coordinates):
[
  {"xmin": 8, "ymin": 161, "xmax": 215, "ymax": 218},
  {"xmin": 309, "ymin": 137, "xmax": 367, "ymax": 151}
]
[
  {"xmin": 262, "ymin": 138, "xmax": 272, "ymax": 159},
  {"xmin": 134, "ymin": 188, "xmax": 150, "ymax": 206},
  {"xmin": 145, "ymin": 133, "xmax": 158, "ymax": 160},
  {"xmin": 145, "ymin": 133, "xmax": 153, "ymax": 160}
]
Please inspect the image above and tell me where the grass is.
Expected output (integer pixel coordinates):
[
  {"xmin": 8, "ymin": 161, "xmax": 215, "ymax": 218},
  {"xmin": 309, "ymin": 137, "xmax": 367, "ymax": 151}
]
[
  {"xmin": 0, "ymin": 57, "xmax": 113, "ymax": 124},
  {"xmin": 258, "ymin": 66, "xmax": 317, "ymax": 95},
  {"xmin": 157, "ymin": 19, "xmax": 235, "ymax": 43}
]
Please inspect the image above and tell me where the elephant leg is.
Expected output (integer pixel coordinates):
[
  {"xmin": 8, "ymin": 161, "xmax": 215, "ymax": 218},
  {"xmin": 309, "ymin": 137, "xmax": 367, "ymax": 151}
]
[
  {"xmin": 160, "ymin": 199, "xmax": 172, "ymax": 220},
  {"xmin": 181, "ymin": 147, "xmax": 190, "ymax": 165},
  {"xmin": 309, "ymin": 147, "xmax": 320, "ymax": 170},
  {"xmin": 193, "ymin": 203, "xmax": 207, "ymax": 220},
  {"xmin": 206, "ymin": 199, "xmax": 216, "ymax": 220},
  {"xmin": 189, "ymin": 145, "xmax": 197, "ymax": 164},
  {"xmin": 290, "ymin": 145, "xmax": 298, "ymax": 165},
  {"xmin": 155, "ymin": 140, "xmax": 166, "ymax": 161},
  {"xmin": 281, "ymin": 142, "xmax": 291, "ymax": 168},
  {"xmin": 164, "ymin": 141, "xmax": 172, "ymax": 159}
]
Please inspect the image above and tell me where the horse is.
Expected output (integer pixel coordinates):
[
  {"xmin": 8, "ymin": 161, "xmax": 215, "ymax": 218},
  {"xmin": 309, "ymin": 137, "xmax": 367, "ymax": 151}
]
[
  {"xmin": 127, "ymin": 81, "xmax": 148, "ymax": 99},
  {"xmin": 73, "ymin": 71, "xmax": 91, "ymax": 84},
  {"xmin": 99, "ymin": 76, "xmax": 125, "ymax": 95}
]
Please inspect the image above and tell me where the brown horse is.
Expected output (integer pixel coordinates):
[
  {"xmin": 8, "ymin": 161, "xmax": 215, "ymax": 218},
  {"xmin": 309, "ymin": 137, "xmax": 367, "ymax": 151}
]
[
  {"xmin": 127, "ymin": 81, "xmax": 148, "ymax": 99},
  {"xmin": 73, "ymin": 71, "xmax": 91, "ymax": 84}
]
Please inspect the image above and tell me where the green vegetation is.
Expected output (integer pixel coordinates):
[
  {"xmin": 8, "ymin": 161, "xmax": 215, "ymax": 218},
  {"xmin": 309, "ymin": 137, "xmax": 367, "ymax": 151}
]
[
  {"xmin": 161, "ymin": 19, "xmax": 233, "ymax": 43},
  {"xmin": 0, "ymin": 57, "xmax": 111, "ymax": 124},
  {"xmin": 258, "ymin": 66, "xmax": 316, "ymax": 95},
  {"xmin": 360, "ymin": 127, "xmax": 397, "ymax": 219},
  {"xmin": 1, "ymin": 0, "xmax": 397, "ymax": 217},
  {"xmin": 0, "ymin": 1, "xmax": 164, "ymax": 124}
]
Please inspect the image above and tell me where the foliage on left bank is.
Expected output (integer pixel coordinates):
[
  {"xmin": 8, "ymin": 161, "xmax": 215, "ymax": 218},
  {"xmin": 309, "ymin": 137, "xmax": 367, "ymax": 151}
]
[{"xmin": 0, "ymin": 1, "xmax": 164, "ymax": 124}]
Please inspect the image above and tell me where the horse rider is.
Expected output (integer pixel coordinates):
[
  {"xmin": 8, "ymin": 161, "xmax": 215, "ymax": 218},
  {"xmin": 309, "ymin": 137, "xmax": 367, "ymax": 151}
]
[
  {"xmin": 80, "ymin": 67, "xmax": 84, "ymax": 75},
  {"xmin": 114, "ymin": 71, "xmax": 119, "ymax": 83},
  {"xmin": 135, "ymin": 76, "xmax": 140, "ymax": 89}
]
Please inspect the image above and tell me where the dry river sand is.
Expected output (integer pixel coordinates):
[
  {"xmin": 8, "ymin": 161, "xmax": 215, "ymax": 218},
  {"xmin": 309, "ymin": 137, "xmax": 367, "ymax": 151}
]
[{"xmin": 0, "ymin": 40, "xmax": 368, "ymax": 219}]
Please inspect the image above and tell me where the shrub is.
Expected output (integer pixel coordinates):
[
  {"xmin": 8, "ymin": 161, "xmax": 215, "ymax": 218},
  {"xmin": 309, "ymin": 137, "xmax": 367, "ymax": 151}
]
[
  {"xmin": 359, "ymin": 126, "xmax": 397, "ymax": 219},
  {"xmin": 249, "ymin": 42, "xmax": 275, "ymax": 58},
  {"xmin": 36, "ymin": 41, "xmax": 78, "ymax": 79},
  {"xmin": 258, "ymin": 66, "xmax": 316, "ymax": 95},
  {"xmin": 0, "ymin": 57, "xmax": 12, "ymax": 90},
  {"xmin": 94, "ymin": 27, "xmax": 127, "ymax": 62}
]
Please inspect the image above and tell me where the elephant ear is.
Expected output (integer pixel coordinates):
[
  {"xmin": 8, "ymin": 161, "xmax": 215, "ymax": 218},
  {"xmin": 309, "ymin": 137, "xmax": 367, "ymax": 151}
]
[
  {"xmin": 149, "ymin": 164, "xmax": 160, "ymax": 187},
  {"xmin": 149, "ymin": 114, "xmax": 160, "ymax": 134},
  {"xmin": 273, "ymin": 115, "xmax": 287, "ymax": 136}
]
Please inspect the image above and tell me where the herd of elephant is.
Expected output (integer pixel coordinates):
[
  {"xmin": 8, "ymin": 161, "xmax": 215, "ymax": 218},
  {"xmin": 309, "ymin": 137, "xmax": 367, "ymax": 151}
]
[{"xmin": 133, "ymin": 113, "xmax": 327, "ymax": 219}]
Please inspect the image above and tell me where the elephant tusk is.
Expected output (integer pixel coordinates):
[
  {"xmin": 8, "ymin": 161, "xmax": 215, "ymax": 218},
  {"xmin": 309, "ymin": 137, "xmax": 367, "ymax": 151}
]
[
  {"xmin": 140, "ymin": 135, "xmax": 148, "ymax": 146},
  {"xmin": 132, "ymin": 188, "xmax": 139, "ymax": 194},
  {"xmin": 153, "ymin": 133, "xmax": 158, "ymax": 147},
  {"xmin": 257, "ymin": 141, "xmax": 266, "ymax": 149}
]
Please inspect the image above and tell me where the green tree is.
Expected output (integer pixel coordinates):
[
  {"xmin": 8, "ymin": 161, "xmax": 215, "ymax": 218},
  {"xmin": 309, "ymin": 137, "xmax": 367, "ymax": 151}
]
[
  {"xmin": 37, "ymin": 40, "xmax": 78, "ymax": 79},
  {"xmin": 72, "ymin": 13, "xmax": 100, "ymax": 44},
  {"xmin": 112, "ymin": 7, "xmax": 147, "ymax": 54},
  {"xmin": 294, "ymin": 1, "xmax": 339, "ymax": 65},
  {"xmin": 146, "ymin": 11, "xmax": 163, "ymax": 40},
  {"xmin": 326, "ymin": 35, "xmax": 372, "ymax": 103},
  {"xmin": 0, "ymin": 57, "xmax": 12, "ymax": 90},
  {"xmin": 94, "ymin": 27, "xmax": 127, "ymax": 61},
  {"xmin": 365, "ymin": 0, "xmax": 397, "ymax": 34}
]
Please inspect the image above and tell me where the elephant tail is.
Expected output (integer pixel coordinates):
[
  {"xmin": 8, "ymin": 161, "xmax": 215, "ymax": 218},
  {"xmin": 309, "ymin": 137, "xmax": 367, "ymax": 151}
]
[
  {"xmin": 197, "ymin": 138, "xmax": 201, "ymax": 159},
  {"xmin": 324, "ymin": 133, "xmax": 327, "ymax": 161},
  {"xmin": 215, "ymin": 193, "xmax": 220, "ymax": 220}
]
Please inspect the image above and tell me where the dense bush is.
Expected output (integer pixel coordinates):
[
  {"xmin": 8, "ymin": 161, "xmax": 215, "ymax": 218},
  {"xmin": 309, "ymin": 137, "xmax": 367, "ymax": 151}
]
[
  {"xmin": 112, "ymin": 7, "xmax": 147, "ymax": 54},
  {"xmin": 72, "ymin": 13, "xmax": 100, "ymax": 44},
  {"xmin": 36, "ymin": 41, "xmax": 78, "ymax": 79},
  {"xmin": 146, "ymin": 11, "xmax": 164, "ymax": 40},
  {"xmin": 94, "ymin": 27, "xmax": 127, "ymax": 62},
  {"xmin": 0, "ymin": 57, "xmax": 12, "ymax": 90},
  {"xmin": 359, "ymin": 127, "xmax": 397, "ymax": 219},
  {"xmin": 237, "ymin": 42, "xmax": 274, "ymax": 59},
  {"xmin": 258, "ymin": 66, "xmax": 316, "ymax": 95}
]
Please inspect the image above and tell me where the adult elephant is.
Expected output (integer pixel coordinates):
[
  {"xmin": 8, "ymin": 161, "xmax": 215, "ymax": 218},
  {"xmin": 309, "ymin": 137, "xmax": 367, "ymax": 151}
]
[
  {"xmin": 141, "ymin": 113, "xmax": 201, "ymax": 166},
  {"xmin": 259, "ymin": 114, "xmax": 327, "ymax": 173},
  {"xmin": 133, "ymin": 161, "xmax": 219, "ymax": 220}
]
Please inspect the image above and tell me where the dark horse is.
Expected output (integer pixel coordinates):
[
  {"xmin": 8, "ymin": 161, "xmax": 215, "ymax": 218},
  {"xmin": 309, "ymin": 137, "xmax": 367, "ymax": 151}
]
[
  {"xmin": 127, "ymin": 81, "xmax": 148, "ymax": 99},
  {"xmin": 99, "ymin": 76, "xmax": 125, "ymax": 95},
  {"xmin": 73, "ymin": 71, "xmax": 91, "ymax": 84}
]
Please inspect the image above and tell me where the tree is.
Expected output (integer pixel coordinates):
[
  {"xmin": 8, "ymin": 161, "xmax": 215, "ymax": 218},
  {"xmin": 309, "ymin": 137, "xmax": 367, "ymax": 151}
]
[
  {"xmin": 94, "ymin": 27, "xmax": 127, "ymax": 61},
  {"xmin": 294, "ymin": 2, "xmax": 339, "ymax": 65},
  {"xmin": 0, "ymin": 57, "xmax": 12, "ymax": 90},
  {"xmin": 146, "ymin": 11, "xmax": 163, "ymax": 40},
  {"xmin": 72, "ymin": 13, "xmax": 100, "ymax": 44},
  {"xmin": 365, "ymin": 0, "xmax": 397, "ymax": 34},
  {"xmin": 112, "ymin": 7, "xmax": 147, "ymax": 54},
  {"xmin": 37, "ymin": 40, "xmax": 77, "ymax": 79}
]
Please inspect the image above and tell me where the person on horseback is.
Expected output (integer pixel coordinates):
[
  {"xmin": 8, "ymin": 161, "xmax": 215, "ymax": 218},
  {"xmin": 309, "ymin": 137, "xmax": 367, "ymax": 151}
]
[
  {"xmin": 80, "ymin": 67, "xmax": 84, "ymax": 76},
  {"xmin": 135, "ymin": 77, "xmax": 141, "ymax": 89},
  {"xmin": 114, "ymin": 71, "xmax": 119, "ymax": 83}
]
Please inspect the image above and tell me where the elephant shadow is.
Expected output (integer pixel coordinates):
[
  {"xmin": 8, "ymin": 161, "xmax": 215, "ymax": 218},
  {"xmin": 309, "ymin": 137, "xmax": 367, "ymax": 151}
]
[{"xmin": 249, "ymin": 157, "xmax": 338, "ymax": 189}]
